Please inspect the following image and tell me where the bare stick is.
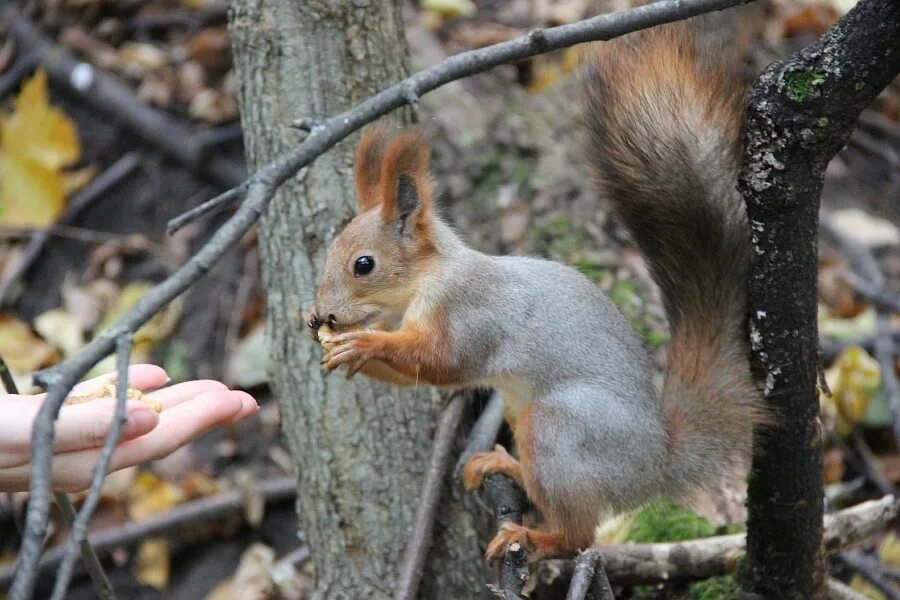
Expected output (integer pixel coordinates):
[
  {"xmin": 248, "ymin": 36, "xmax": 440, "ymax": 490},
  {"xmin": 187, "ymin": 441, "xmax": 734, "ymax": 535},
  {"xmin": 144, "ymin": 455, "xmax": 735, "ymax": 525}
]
[
  {"xmin": 2, "ymin": 353, "xmax": 117, "ymax": 599},
  {"xmin": 455, "ymin": 391, "xmax": 505, "ymax": 479},
  {"xmin": 567, "ymin": 549, "xmax": 614, "ymax": 600},
  {"xmin": 0, "ymin": 152, "xmax": 141, "ymax": 307},
  {"xmin": 166, "ymin": 184, "xmax": 248, "ymax": 236},
  {"xmin": 828, "ymin": 577, "xmax": 872, "ymax": 600},
  {"xmin": 840, "ymin": 550, "xmax": 900, "ymax": 600},
  {"xmin": 8, "ymin": 1, "xmax": 761, "ymax": 596},
  {"xmin": 49, "ymin": 335, "xmax": 132, "ymax": 600},
  {"xmin": 394, "ymin": 393, "xmax": 466, "ymax": 600},
  {"xmin": 53, "ymin": 493, "xmax": 115, "ymax": 600},
  {"xmin": 875, "ymin": 313, "xmax": 900, "ymax": 445},
  {"xmin": 0, "ymin": 477, "xmax": 297, "ymax": 589}
]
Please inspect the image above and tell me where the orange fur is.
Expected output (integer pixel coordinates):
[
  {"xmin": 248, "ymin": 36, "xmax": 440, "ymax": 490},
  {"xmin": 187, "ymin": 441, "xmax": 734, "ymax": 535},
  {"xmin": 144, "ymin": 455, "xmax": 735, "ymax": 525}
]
[
  {"xmin": 354, "ymin": 128, "xmax": 390, "ymax": 211},
  {"xmin": 485, "ymin": 523, "xmax": 571, "ymax": 563},
  {"xmin": 462, "ymin": 445, "xmax": 524, "ymax": 490}
]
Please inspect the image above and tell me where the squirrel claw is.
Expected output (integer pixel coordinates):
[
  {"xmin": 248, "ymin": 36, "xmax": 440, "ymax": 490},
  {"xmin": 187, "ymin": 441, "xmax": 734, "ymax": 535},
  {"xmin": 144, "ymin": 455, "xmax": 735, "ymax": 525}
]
[
  {"xmin": 485, "ymin": 522, "xmax": 529, "ymax": 564},
  {"xmin": 462, "ymin": 444, "xmax": 523, "ymax": 490}
]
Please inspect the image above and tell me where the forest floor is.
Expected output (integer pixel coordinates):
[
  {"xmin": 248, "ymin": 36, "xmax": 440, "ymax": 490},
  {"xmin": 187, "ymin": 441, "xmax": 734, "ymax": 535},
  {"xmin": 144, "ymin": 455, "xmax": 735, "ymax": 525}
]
[{"xmin": 0, "ymin": 0, "xmax": 898, "ymax": 598}]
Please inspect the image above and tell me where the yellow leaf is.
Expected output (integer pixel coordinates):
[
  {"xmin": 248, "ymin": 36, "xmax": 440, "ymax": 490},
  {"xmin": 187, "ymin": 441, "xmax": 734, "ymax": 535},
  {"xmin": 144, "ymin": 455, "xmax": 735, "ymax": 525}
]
[
  {"xmin": 880, "ymin": 533, "xmax": 900, "ymax": 568},
  {"xmin": 0, "ymin": 69, "xmax": 80, "ymax": 226},
  {"xmin": 0, "ymin": 314, "xmax": 59, "ymax": 377},
  {"xmin": 1, "ymin": 70, "xmax": 80, "ymax": 171},
  {"xmin": 0, "ymin": 152, "xmax": 65, "ymax": 226},
  {"xmin": 820, "ymin": 346, "xmax": 881, "ymax": 436},
  {"xmin": 422, "ymin": 0, "xmax": 476, "ymax": 18},
  {"xmin": 33, "ymin": 308, "xmax": 85, "ymax": 358},
  {"xmin": 136, "ymin": 538, "xmax": 170, "ymax": 591},
  {"xmin": 128, "ymin": 471, "xmax": 183, "ymax": 522}
]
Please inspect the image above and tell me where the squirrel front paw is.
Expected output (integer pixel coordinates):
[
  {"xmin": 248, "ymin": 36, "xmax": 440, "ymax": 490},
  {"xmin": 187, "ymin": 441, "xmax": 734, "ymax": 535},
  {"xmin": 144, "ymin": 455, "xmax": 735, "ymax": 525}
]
[
  {"xmin": 462, "ymin": 444, "xmax": 524, "ymax": 490},
  {"xmin": 321, "ymin": 331, "xmax": 378, "ymax": 377}
]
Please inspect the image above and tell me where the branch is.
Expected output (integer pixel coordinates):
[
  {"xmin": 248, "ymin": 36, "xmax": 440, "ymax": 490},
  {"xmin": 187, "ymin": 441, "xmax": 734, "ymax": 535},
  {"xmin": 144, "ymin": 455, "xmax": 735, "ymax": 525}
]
[
  {"xmin": 50, "ymin": 335, "xmax": 132, "ymax": 600},
  {"xmin": 394, "ymin": 393, "xmax": 466, "ymax": 600},
  {"xmin": 739, "ymin": 0, "xmax": 900, "ymax": 596},
  {"xmin": 455, "ymin": 391, "xmax": 504, "ymax": 480},
  {"xmin": 566, "ymin": 549, "xmax": 614, "ymax": 600},
  {"xmin": 0, "ymin": 357, "xmax": 115, "ymax": 598},
  {"xmin": 0, "ymin": 476, "xmax": 297, "ymax": 589},
  {"xmin": 840, "ymin": 550, "xmax": 900, "ymax": 600},
  {"xmin": 8, "ymin": 1, "xmax": 759, "ymax": 597}
]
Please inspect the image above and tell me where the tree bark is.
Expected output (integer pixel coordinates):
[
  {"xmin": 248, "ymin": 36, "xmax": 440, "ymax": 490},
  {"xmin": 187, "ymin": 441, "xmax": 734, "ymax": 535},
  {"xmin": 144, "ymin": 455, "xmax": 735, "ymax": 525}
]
[
  {"xmin": 738, "ymin": 0, "xmax": 900, "ymax": 597},
  {"xmin": 227, "ymin": 2, "xmax": 489, "ymax": 598}
]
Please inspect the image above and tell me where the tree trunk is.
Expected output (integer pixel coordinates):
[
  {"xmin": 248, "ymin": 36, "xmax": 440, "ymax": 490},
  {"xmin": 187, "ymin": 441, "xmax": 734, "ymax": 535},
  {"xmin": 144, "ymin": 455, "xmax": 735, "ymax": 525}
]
[
  {"xmin": 738, "ymin": 0, "xmax": 900, "ymax": 597},
  {"xmin": 227, "ymin": 1, "xmax": 489, "ymax": 598}
]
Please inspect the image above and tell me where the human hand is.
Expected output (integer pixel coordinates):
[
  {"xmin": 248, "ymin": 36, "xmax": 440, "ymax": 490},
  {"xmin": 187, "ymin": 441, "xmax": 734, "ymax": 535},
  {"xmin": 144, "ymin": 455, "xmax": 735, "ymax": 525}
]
[{"xmin": 0, "ymin": 364, "xmax": 258, "ymax": 492}]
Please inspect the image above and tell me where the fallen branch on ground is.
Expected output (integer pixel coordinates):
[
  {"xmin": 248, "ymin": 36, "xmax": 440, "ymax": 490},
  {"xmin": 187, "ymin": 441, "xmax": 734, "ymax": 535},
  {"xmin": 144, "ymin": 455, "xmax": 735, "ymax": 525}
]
[{"xmin": 0, "ymin": 476, "xmax": 297, "ymax": 589}]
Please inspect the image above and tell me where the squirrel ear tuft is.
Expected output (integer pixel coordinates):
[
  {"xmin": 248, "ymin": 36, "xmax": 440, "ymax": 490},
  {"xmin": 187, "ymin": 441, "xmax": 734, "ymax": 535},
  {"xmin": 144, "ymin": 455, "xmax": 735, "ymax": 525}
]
[
  {"xmin": 354, "ymin": 128, "xmax": 390, "ymax": 213},
  {"xmin": 379, "ymin": 129, "xmax": 433, "ymax": 233}
]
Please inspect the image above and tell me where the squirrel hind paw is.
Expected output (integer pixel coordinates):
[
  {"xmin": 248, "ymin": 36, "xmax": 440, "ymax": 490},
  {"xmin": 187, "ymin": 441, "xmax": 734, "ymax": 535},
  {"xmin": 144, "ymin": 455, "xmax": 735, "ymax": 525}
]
[{"xmin": 462, "ymin": 444, "xmax": 523, "ymax": 491}]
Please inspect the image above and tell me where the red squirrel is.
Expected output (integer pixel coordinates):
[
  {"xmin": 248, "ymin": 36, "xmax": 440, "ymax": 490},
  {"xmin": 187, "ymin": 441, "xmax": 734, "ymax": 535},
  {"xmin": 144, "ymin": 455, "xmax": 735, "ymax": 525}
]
[{"xmin": 306, "ymin": 22, "xmax": 766, "ymax": 562}]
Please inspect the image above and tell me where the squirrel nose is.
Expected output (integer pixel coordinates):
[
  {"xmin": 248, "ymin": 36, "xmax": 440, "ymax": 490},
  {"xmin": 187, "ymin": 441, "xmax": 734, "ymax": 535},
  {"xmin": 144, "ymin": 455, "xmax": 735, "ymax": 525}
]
[{"xmin": 327, "ymin": 314, "xmax": 337, "ymax": 325}]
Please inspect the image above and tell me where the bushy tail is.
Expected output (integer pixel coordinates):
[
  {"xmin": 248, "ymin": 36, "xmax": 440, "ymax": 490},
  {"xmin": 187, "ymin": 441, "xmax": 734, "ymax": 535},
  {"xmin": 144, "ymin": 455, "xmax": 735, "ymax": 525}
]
[{"xmin": 582, "ymin": 21, "xmax": 766, "ymax": 492}]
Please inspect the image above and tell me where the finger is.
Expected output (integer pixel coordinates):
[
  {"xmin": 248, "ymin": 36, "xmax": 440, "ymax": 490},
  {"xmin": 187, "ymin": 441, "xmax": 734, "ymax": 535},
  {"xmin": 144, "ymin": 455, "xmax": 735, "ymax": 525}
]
[
  {"xmin": 1, "ymin": 391, "xmax": 255, "ymax": 493},
  {"xmin": 145, "ymin": 380, "xmax": 229, "ymax": 411},
  {"xmin": 70, "ymin": 364, "xmax": 170, "ymax": 395},
  {"xmin": 53, "ymin": 398, "xmax": 160, "ymax": 454},
  {"xmin": 0, "ymin": 399, "xmax": 160, "ymax": 464}
]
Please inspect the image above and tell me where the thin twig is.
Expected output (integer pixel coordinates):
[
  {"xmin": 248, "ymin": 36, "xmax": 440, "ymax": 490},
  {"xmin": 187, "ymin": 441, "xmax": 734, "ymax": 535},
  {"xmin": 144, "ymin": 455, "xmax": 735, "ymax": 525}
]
[
  {"xmin": 0, "ymin": 152, "xmax": 141, "ymax": 307},
  {"xmin": 828, "ymin": 576, "xmax": 873, "ymax": 600},
  {"xmin": 875, "ymin": 313, "xmax": 900, "ymax": 445},
  {"xmin": 567, "ymin": 549, "xmax": 615, "ymax": 600},
  {"xmin": 840, "ymin": 550, "xmax": 900, "ymax": 600},
  {"xmin": 850, "ymin": 429, "xmax": 898, "ymax": 496},
  {"xmin": 2, "ymin": 352, "xmax": 117, "ymax": 599},
  {"xmin": 0, "ymin": 477, "xmax": 297, "ymax": 589},
  {"xmin": 455, "ymin": 391, "xmax": 505, "ymax": 479},
  {"xmin": 483, "ymin": 474, "xmax": 530, "ymax": 596},
  {"xmin": 53, "ymin": 493, "xmax": 116, "ymax": 600},
  {"xmin": 166, "ymin": 184, "xmax": 247, "ymax": 236},
  {"xmin": 0, "ymin": 50, "xmax": 39, "ymax": 99},
  {"xmin": 394, "ymin": 393, "xmax": 466, "ymax": 600},
  {"xmin": 49, "ymin": 334, "xmax": 132, "ymax": 600},
  {"xmin": 7, "ymin": 1, "xmax": 762, "ymax": 596}
]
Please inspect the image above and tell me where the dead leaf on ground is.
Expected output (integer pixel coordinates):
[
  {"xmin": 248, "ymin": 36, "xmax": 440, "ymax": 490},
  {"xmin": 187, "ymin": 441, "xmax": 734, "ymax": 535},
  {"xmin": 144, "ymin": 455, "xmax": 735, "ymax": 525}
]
[
  {"xmin": 0, "ymin": 313, "xmax": 59, "ymax": 381},
  {"xmin": 128, "ymin": 470, "xmax": 184, "ymax": 522},
  {"xmin": 33, "ymin": 308, "xmax": 85, "ymax": 358},
  {"xmin": 820, "ymin": 346, "xmax": 881, "ymax": 437},
  {"xmin": 136, "ymin": 538, "xmax": 170, "ymax": 591},
  {"xmin": 0, "ymin": 69, "xmax": 80, "ymax": 227}
]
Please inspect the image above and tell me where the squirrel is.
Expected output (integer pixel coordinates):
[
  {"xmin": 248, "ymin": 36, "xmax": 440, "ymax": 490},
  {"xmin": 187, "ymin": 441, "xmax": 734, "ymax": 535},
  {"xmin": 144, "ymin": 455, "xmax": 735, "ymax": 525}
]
[{"xmin": 306, "ymin": 20, "xmax": 767, "ymax": 562}]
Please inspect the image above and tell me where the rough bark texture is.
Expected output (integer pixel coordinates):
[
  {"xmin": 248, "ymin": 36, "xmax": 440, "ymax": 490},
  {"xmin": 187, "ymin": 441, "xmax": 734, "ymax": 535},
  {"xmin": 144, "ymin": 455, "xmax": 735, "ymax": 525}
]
[
  {"xmin": 227, "ymin": 2, "xmax": 489, "ymax": 598},
  {"xmin": 738, "ymin": 0, "xmax": 900, "ymax": 597}
]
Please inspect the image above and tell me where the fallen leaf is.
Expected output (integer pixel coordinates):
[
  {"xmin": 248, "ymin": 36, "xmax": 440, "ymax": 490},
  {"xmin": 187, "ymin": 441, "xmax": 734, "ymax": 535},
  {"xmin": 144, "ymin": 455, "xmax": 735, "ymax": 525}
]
[
  {"xmin": 128, "ymin": 470, "xmax": 184, "ymax": 522},
  {"xmin": 422, "ymin": 0, "xmax": 476, "ymax": 19},
  {"xmin": 820, "ymin": 346, "xmax": 881, "ymax": 436},
  {"xmin": 0, "ymin": 69, "xmax": 80, "ymax": 227},
  {"xmin": 227, "ymin": 323, "xmax": 267, "ymax": 388},
  {"xmin": 0, "ymin": 314, "xmax": 59, "ymax": 377},
  {"xmin": 136, "ymin": 538, "xmax": 170, "ymax": 591},
  {"xmin": 33, "ymin": 308, "xmax": 85, "ymax": 358},
  {"xmin": 231, "ymin": 544, "xmax": 275, "ymax": 600},
  {"xmin": 819, "ymin": 305, "xmax": 877, "ymax": 341}
]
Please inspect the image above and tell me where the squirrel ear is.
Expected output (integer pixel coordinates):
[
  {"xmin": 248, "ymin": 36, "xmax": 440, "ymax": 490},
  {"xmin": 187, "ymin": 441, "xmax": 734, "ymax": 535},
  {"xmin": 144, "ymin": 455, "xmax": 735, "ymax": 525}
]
[
  {"xmin": 354, "ymin": 128, "xmax": 390, "ymax": 213},
  {"xmin": 379, "ymin": 129, "xmax": 433, "ymax": 236}
]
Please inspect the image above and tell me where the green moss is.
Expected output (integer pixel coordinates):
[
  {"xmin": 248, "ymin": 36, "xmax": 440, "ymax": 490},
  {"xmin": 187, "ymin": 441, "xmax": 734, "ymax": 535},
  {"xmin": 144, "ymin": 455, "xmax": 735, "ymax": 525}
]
[
  {"xmin": 626, "ymin": 499, "xmax": 715, "ymax": 543},
  {"xmin": 783, "ymin": 68, "xmax": 825, "ymax": 102},
  {"xmin": 688, "ymin": 576, "xmax": 741, "ymax": 600}
]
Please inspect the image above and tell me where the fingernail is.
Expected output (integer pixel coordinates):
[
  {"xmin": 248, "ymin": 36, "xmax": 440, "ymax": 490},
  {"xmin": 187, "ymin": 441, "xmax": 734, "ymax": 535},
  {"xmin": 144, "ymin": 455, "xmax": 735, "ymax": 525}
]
[
  {"xmin": 244, "ymin": 396, "xmax": 259, "ymax": 412},
  {"xmin": 123, "ymin": 407, "xmax": 158, "ymax": 435}
]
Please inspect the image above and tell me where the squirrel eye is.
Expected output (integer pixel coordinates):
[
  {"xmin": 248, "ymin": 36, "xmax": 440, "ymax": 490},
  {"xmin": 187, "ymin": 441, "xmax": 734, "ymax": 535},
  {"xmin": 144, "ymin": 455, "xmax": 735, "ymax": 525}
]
[{"xmin": 353, "ymin": 255, "xmax": 375, "ymax": 276}]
